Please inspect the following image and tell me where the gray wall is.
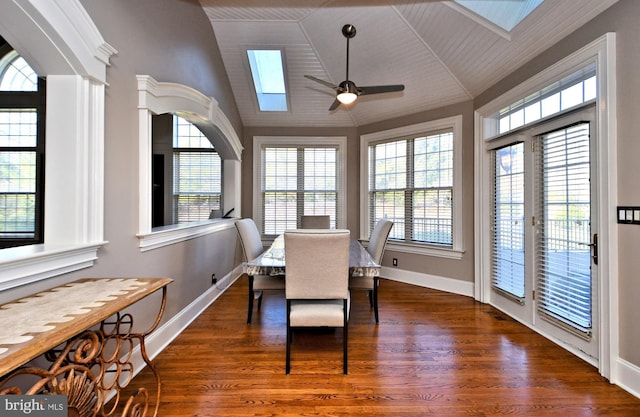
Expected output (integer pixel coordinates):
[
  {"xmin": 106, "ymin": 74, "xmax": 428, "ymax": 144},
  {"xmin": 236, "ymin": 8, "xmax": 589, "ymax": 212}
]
[
  {"xmin": 0, "ymin": 0, "xmax": 244, "ymax": 330},
  {"xmin": 1, "ymin": 0, "xmax": 639, "ymax": 383},
  {"xmin": 83, "ymin": 0, "xmax": 244, "ymax": 324}
]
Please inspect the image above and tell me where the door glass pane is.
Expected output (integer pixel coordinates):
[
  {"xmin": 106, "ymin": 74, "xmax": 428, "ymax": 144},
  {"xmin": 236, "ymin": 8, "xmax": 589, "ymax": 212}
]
[
  {"xmin": 537, "ymin": 123, "xmax": 592, "ymax": 333},
  {"xmin": 491, "ymin": 143, "xmax": 525, "ymax": 300}
]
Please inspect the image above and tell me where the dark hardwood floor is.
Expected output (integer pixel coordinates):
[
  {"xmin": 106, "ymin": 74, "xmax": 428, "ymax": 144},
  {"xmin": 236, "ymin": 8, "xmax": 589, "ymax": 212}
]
[{"xmin": 129, "ymin": 276, "xmax": 640, "ymax": 416}]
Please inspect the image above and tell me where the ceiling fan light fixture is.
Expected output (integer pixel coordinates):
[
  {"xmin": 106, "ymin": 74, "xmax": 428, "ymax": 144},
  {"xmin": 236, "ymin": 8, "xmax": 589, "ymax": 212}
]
[
  {"xmin": 337, "ymin": 80, "xmax": 358, "ymax": 104},
  {"xmin": 337, "ymin": 91, "xmax": 357, "ymax": 104}
]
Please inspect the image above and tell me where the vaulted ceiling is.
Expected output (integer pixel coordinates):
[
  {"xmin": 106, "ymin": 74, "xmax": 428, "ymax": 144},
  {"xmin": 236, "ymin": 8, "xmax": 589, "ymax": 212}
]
[{"xmin": 199, "ymin": 0, "xmax": 617, "ymax": 128}]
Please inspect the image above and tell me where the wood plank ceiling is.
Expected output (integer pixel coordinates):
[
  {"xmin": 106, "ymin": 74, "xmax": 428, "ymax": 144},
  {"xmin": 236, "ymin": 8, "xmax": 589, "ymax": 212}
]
[{"xmin": 199, "ymin": 0, "xmax": 617, "ymax": 128}]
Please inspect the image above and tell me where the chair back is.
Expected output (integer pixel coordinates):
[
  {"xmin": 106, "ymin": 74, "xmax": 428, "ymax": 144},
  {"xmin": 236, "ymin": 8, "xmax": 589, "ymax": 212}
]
[
  {"xmin": 284, "ymin": 229, "xmax": 350, "ymax": 300},
  {"xmin": 300, "ymin": 215, "xmax": 331, "ymax": 229},
  {"xmin": 368, "ymin": 218, "xmax": 393, "ymax": 263},
  {"xmin": 235, "ymin": 218, "xmax": 264, "ymax": 261}
]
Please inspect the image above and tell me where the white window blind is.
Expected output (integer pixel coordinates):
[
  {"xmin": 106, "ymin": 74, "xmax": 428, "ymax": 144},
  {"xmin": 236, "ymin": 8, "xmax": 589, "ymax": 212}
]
[
  {"xmin": 262, "ymin": 145, "xmax": 338, "ymax": 236},
  {"xmin": 368, "ymin": 130, "xmax": 453, "ymax": 245},
  {"xmin": 491, "ymin": 142, "xmax": 525, "ymax": 301},
  {"xmin": 536, "ymin": 122, "xmax": 592, "ymax": 335},
  {"xmin": 172, "ymin": 116, "xmax": 221, "ymax": 223}
]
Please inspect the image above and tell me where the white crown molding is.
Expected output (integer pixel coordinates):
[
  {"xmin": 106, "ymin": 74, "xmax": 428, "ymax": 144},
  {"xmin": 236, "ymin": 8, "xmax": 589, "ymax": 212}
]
[
  {"xmin": 1, "ymin": 0, "xmax": 116, "ymax": 83},
  {"xmin": 136, "ymin": 75, "xmax": 242, "ymax": 160}
]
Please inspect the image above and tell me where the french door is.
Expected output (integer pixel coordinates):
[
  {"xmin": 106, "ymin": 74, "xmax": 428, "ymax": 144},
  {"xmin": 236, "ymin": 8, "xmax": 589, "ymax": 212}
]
[{"xmin": 490, "ymin": 108, "xmax": 598, "ymax": 363}]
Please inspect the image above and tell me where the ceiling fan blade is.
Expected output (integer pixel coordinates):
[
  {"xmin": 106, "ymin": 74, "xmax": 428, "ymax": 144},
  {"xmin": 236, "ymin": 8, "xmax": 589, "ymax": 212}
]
[
  {"xmin": 304, "ymin": 75, "xmax": 338, "ymax": 90},
  {"xmin": 358, "ymin": 84, "xmax": 405, "ymax": 96},
  {"xmin": 328, "ymin": 98, "xmax": 341, "ymax": 111}
]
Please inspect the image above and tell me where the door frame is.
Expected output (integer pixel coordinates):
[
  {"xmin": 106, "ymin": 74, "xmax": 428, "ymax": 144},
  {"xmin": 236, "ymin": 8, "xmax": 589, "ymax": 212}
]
[
  {"xmin": 489, "ymin": 109, "xmax": 599, "ymax": 363},
  {"xmin": 474, "ymin": 33, "xmax": 617, "ymax": 379}
]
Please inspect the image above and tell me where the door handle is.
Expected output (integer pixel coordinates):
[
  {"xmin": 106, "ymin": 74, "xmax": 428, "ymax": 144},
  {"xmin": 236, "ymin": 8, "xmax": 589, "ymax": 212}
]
[{"xmin": 582, "ymin": 233, "xmax": 598, "ymax": 265}]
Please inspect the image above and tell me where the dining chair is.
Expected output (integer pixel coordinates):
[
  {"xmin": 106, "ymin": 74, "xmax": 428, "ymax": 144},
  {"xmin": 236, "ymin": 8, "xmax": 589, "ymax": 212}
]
[
  {"xmin": 350, "ymin": 218, "xmax": 393, "ymax": 323},
  {"xmin": 235, "ymin": 218, "xmax": 285, "ymax": 324},
  {"xmin": 284, "ymin": 228, "xmax": 351, "ymax": 374},
  {"xmin": 300, "ymin": 215, "xmax": 331, "ymax": 229}
]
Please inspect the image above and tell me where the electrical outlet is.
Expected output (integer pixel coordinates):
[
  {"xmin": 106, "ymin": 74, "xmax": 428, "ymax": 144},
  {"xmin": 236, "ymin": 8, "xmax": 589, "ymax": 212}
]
[
  {"xmin": 392, "ymin": 258, "xmax": 398, "ymax": 267},
  {"xmin": 211, "ymin": 274, "xmax": 217, "ymax": 285}
]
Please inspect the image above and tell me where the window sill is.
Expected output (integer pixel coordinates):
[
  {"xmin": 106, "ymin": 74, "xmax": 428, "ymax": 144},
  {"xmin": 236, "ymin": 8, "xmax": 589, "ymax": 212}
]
[
  {"xmin": 137, "ymin": 218, "xmax": 237, "ymax": 252},
  {"xmin": 0, "ymin": 242, "xmax": 106, "ymax": 291},
  {"xmin": 385, "ymin": 241, "xmax": 464, "ymax": 260}
]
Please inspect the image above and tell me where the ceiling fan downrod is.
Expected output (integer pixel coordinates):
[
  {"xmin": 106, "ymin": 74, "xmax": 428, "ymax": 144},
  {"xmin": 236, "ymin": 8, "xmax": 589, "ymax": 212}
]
[{"xmin": 342, "ymin": 24, "xmax": 356, "ymax": 83}]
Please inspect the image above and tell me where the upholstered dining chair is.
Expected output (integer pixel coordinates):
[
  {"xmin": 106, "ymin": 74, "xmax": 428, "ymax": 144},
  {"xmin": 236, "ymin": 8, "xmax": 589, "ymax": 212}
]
[
  {"xmin": 235, "ymin": 218, "xmax": 285, "ymax": 324},
  {"xmin": 349, "ymin": 218, "xmax": 393, "ymax": 323},
  {"xmin": 284, "ymin": 228, "xmax": 351, "ymax": 374},
  {"xmin": 300, "ymin": 215, "xmax": 331, "ymax": 229}
]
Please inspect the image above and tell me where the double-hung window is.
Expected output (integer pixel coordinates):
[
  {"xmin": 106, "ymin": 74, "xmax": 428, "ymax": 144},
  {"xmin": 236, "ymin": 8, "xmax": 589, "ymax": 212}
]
[
  {"xmin": 172, "ymin": 116, "xmax": 221, "ymax": 223},
  {"xmin": 253, "ymin": 136, "xmax": 346, "ymax": 238},
  {"xmin": 362, "ymin": 116, "xmax": 462, "ymax": 255},
  {"xmin": 0, "ymin": 47, "xmax": 45, "ymax": 249}
]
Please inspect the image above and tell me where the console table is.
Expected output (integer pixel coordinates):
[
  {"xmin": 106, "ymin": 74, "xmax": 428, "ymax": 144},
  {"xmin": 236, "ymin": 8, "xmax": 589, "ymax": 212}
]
[{"xmin": 0, "ymin": 277, "xmax": 172, "ymax": 417}]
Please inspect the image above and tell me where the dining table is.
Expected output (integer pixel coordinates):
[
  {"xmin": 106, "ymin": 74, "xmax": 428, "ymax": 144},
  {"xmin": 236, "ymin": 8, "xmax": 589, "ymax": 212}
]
[{"xmin": 245, "ymin": 234, "xmax": 380, "ymax": 278}]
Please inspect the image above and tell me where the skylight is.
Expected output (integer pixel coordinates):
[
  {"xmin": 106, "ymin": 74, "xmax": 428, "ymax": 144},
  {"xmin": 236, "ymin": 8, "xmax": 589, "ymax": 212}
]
[
  {"xmin": 454, "ymin": 0, "xmax": 544, "ymax": 32},
  {"xmin": 247, "ymin": 49, "xmax": 288, "ymax": 112}
]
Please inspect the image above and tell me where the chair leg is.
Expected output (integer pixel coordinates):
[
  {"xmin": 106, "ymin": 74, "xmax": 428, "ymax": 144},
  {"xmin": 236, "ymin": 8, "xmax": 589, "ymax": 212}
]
[
  {"xmin": 368, "ymin": 289, "xmax": 373, "ymax": 307},
  {"xmin": 286, "ymin": 300, "xmax": 292, "ymax": 374},
  {"xmin": 343, "ymin": 299, "xmax": 348, "ymax": 375},
  {"xmin": 373, "ymin": 277, "xmax": 380, "ymax": 324},
  {"xmin": 247, "ymin": 275, "xmax": 255, "ymax": 324}
]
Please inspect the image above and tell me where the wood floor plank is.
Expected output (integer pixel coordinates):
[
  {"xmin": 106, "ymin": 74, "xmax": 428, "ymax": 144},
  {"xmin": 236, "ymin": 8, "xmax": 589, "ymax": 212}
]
[{"xmin": 121, "ymin": 277, "xmax": 640, "ymax": 416}]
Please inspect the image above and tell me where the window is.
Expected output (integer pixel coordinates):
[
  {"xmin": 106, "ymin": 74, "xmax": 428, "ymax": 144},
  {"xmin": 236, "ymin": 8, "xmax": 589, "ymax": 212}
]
[
  {"xmin": 369, "ymin": 131, "xmax": 453, "ymax": 245},
  {"xmin": 0, "ymin": 46, "xmax": 45, "ymax": 249},
  {"xmin": 253, "ymin": 136, "xmax": 347, "ymax": 237},
  {"xmin": 361, "ymin": 116, "xmax": 463, "ymax": 255},
  {"xmin": 172, "ymin": 116, "xmax": 221, "ymax": 223},
  {"xmin": 496, "ymin": 63, "xmax": 596, "ymax": 135},
  {"xmin": 453, "ymin": 0, "xmax": 544, "ymax": 32},
  {"xmin": 247, "ymin": 49, "xmax": 288, "ymax": 112}
]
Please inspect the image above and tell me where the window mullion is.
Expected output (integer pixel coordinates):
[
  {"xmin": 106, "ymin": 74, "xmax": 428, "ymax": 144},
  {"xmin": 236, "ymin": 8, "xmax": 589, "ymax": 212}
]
[
  {"xmin": 405, "ymin": 138, "xmax": 414, "ymax": 241},
  {"xmin": 368, "ymin": 145, "xmax": 376, "ymax": 234},
  {"xmin": 297, "ymin": 147, "xmax": 305, "ymax": 228}
]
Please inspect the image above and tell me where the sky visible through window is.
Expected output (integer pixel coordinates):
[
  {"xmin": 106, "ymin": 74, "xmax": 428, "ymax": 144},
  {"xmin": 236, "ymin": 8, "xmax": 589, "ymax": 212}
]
[
  {"xmin": 455, "ymin": 0, "xmax": 544, "ymax": 31},
  {"xmin": 247, "ymin": 50, "xmax": 287, "ymax": 112}
]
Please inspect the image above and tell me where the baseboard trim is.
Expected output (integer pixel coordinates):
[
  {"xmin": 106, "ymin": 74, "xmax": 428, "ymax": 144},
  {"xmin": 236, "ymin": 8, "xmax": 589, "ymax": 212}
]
[
  {"xmin": 615, "ymin": 357, "xmax": 640, "ymax": 399},
  {"xmin": 380, "ymin": 266, "xmax": 475, "ymax": 298}
]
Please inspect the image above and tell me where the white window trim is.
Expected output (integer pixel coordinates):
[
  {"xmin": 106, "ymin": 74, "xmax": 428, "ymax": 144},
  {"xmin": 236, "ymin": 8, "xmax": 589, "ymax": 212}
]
[
  {"xmin": 136, "ymin": 75, "xmax": 243, "ymax": 251},
  {"xmin": 252, "ymin": 136, "xmax": 348, "ymax": 233},
  {"xmin": 0, "ymin": 0, "xmax": 116, "ymax": 291},
  {"xmin": 360, "ymin": 116, "xmax": 464, "ymax": 259},
  {"xmin": 474, "ymin": 33, "xmax": 617, "ymax": 380}
]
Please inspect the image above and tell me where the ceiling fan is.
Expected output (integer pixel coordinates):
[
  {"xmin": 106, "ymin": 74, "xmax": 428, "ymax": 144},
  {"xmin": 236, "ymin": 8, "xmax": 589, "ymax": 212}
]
[{"xmin": 305, "ymin": 24, "xmax": 405, "ymax": 111}]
